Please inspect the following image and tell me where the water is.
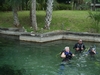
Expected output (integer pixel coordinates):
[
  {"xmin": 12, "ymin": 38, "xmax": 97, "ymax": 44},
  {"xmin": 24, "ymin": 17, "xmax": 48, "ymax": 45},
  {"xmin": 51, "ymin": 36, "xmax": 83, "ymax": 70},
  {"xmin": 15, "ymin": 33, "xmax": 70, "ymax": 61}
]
[{"xmin": 0, "ymin": 37, "xmax": 100, "ymax": 75}]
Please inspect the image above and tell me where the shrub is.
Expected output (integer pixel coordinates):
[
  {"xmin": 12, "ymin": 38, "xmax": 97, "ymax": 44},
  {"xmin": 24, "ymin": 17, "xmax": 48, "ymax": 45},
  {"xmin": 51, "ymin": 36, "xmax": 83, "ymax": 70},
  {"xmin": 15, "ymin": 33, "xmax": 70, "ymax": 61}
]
[
  {"xmin": 57, "ymin": 3, "xmax": 71, "ymax": 10},
  {"xmin": 88, "ymin": 11, "xmax": 100, "ymax": 32}
]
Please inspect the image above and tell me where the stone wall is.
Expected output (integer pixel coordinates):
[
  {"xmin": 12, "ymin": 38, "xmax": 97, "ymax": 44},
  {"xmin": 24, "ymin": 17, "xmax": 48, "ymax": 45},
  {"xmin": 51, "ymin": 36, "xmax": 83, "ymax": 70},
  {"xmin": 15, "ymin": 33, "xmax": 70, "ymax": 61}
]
[{"xmin": 0, "ymin": 28, "xmax": 100, "ymax": 43}]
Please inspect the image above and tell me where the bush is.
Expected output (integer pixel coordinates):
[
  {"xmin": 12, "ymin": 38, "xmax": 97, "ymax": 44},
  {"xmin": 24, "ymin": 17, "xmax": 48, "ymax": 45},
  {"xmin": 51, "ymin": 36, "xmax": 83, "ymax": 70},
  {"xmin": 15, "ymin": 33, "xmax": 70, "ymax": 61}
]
[
  {"xmin": 58, "ymin": 3, "xmax": 71, "ymax": 10},
  {"xmin": 88, "ymin": 11, "xmax": 100, "ymax": 32}
]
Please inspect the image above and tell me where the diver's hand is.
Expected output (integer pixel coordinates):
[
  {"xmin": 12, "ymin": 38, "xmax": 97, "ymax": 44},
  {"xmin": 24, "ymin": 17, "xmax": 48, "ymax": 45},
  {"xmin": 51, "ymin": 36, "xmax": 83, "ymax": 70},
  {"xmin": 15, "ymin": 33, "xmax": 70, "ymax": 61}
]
[{"xmin": 72, "ymin": 54, "xmax": 75, "ymax": 56}]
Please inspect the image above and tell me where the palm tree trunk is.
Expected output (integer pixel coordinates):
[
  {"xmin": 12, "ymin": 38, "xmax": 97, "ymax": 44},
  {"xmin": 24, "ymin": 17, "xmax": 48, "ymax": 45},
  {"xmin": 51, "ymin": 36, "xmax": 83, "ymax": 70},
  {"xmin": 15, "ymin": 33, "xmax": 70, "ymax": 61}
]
[
  {"xmin": 12, "ymin": 7, "xmax": 20, "ymax": 27},
  {"xmin": 45, "ymin": 0, "xmax": 54, "ymax": 30},
  {"xmin": 93, "ymin": 0, "xmax": 96, "ymax": 11},
  {"xmin": 31, "ymin": 0, "xmax": 38, "ymax": 31}
]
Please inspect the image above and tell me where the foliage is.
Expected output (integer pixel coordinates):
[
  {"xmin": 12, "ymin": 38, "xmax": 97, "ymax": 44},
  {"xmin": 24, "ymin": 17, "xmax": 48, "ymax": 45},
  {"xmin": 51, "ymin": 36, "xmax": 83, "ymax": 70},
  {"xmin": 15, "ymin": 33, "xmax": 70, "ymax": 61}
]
[
  {"xmin": 53, "ymin": 0, "xmax": 59, "ymax": 10},
  {"xmin": 88, "ymin": 11, "xmax": 100, "ymax": 32},
  {"xmin": 0, "ymin": 0, "xmax": 11, "ymax": 11},
  {"xmin": 0, "ymin": 0, "xmax": 93, "ymax": 11},
  {"xmin": 36, "ymin": 0, "xmax": 47, "ymax": 10},
  {"xmin": 76, "ymin": 1, "xmax": 91, "ymax": 10},
  {"xmin": 57, "ymin": 3, "xmax": 71, "ymax": 10},
  {"xmin": 0, "ymin": 0, "xmax": 29, "ymax": 11},
  {"xmin": 6, "ymin": 0, "xmax": 22, "ymax": 7}
]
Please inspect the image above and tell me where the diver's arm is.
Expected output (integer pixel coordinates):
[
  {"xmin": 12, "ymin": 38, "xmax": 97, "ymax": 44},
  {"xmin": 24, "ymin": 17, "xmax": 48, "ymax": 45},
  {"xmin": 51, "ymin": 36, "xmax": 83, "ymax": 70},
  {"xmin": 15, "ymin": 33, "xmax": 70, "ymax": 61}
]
[
  {"xmin": 72, "ymin": 54, "xmax": 75, "ymax": 56},
  {"xmin": 61, "ymin": 52, "xmax": 66, "ymax": 58},
  {"xmin": 92, "ymin": 50, "xmax": 96, "ymax": 54}
]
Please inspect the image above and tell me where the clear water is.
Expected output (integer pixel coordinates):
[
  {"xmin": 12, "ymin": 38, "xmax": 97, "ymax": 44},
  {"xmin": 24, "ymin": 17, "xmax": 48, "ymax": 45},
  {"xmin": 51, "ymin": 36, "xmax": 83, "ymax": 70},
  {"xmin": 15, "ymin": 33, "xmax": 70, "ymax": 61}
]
[{"xmin": 0, "ymin": 38, "xmax": 100, "ymax": 75}]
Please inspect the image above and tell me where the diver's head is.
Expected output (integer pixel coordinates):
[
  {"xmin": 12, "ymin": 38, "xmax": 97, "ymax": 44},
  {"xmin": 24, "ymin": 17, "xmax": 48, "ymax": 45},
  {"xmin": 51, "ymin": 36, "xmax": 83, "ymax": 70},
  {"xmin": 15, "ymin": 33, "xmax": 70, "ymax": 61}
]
[
  {"xmin": 78, "ymin": 39, "xmax": 82, "ymax": 44},
  {"xmin": 91, "ymin": 48, "xmax": 96, "ymax": 51},
  {"xmin": 65, "ymin": 46, "xmax": 70, "ymax": 52}
]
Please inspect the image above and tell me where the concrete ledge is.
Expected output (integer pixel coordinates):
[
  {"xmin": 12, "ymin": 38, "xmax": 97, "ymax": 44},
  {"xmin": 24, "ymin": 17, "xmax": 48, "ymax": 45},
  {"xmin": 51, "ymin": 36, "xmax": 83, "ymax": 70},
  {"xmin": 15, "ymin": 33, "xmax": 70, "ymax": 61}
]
[
  {"xmin": 20, "ymin": 34, "xmax": 63, "ymax": 42},
  {"xmin": 0, "ymin": 28, "xmax": 100, "ymax": 42}
]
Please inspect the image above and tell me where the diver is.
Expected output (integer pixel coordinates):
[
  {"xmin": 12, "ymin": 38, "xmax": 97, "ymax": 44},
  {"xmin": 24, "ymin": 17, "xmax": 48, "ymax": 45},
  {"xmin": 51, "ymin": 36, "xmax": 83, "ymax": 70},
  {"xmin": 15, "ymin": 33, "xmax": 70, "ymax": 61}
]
[
  {"xmin": 59, "ymin": 46, "xmax": 75, "ymax": 74},
  {"xmin": 73, "ymin": 39, "xmax": 85, "ymax": 54},
  {"xmin": 88, "ymin": 46, "xmax": 96, "ymax": 56},
  {"xmin": 61, "ymin": 46, "xmax": 75, "ymax": 62}
]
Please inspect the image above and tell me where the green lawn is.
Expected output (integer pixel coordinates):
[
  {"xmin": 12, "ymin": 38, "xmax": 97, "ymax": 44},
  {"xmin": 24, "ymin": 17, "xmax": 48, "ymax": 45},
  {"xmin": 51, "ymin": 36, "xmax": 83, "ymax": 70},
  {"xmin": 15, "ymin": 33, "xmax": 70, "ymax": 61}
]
[{"xmin": 0, "ymin": 10, "xmax": 94, "ymax": 33}]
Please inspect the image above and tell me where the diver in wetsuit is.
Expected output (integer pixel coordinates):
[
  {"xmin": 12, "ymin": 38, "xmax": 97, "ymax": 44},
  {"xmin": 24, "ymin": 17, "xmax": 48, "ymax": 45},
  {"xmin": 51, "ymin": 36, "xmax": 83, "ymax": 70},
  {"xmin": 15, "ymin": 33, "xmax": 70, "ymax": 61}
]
[
  {"xmin": 59, "ymin": 47, "xmax": 75, "ymax": 74},
  {"xmin": 88, "ymin": 46, "xmax": 96, "ymax": 56},
  {"xmin": 73, "ymin": 39, "xmax": 85, "ymax": 53},
  {"xmin": 61, "ymin": 46, "xmax": 75, "ymax": 62}
]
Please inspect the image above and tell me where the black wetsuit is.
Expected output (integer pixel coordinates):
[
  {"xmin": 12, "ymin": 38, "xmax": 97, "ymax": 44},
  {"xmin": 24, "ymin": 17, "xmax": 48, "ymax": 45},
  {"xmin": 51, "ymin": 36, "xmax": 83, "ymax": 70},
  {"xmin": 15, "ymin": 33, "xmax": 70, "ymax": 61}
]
[
  {"xmin": 61, "ymin": 50, "xmax": 72, "ymax": 62},
  {"xmin": 73, "ymin": 43, "xmax": 85, "ymax": 53}
]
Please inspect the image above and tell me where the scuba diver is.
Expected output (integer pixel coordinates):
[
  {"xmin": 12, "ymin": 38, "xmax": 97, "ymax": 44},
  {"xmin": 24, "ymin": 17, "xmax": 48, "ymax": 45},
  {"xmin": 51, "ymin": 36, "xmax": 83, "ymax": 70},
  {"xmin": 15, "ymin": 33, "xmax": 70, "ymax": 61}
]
[
  {"xmin": 61, "ymin": 46, "xmax": 75, "ymax": 62},
  {"xmin": 88, "ymin": 46, "xmax": 96, "ymax": 56},
  {"xmin": 59, "ymin": 46, "xmax": 75, "ymax": 75},
  {"xmin": 73, "ymin": 39, "xmax": 85, "ymax": 54}
]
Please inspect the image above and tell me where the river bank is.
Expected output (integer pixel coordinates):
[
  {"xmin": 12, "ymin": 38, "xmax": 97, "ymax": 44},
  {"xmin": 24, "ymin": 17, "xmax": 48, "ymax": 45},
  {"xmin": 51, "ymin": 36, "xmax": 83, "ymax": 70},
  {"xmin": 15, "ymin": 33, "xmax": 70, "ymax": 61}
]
[{"xmin": 0, "ymin": 27, "xmax": 100, "ymax": 43}]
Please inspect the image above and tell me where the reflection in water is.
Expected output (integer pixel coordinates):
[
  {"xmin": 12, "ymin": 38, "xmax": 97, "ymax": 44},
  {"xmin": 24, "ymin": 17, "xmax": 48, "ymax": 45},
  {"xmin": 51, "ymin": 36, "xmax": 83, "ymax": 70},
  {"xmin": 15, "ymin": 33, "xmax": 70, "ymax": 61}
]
[
  {"xmin": 0, "ymin": 64, "xmax": 25, "ymax": 75},
  {"xmin": 0, "ymin": 38, "xmax": 100, "ymax": 75}
]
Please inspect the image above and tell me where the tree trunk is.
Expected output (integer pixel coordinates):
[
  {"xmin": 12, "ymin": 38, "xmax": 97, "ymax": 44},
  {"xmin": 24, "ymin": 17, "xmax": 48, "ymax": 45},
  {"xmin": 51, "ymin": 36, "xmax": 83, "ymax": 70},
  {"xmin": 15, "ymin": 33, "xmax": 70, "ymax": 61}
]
[
  {"xmin": 31, "ymin": 0, "xmax": 38, "ymax": 31},
  {"xmin": 93, "ymin": 0, "xmax": 96, "ymax": 11},
  {"xmin": 71, "ymin": 0, "xmax": 75, "ymax": 10},
  {"xmin": 45, "ymin": 0, "xmax": 54, "ymax": 30},
  {"xmin": 12, "ymin": 7, "xmax": 20, "ymax": 27}
]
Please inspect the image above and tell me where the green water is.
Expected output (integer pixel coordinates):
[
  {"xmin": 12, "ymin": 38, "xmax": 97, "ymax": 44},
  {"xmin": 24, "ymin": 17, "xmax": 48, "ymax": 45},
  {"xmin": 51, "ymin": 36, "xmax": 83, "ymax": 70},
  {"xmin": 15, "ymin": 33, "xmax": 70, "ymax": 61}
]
[{"xmin": 0, "ymin": 38, "xmax": 100, "ymax": 75}]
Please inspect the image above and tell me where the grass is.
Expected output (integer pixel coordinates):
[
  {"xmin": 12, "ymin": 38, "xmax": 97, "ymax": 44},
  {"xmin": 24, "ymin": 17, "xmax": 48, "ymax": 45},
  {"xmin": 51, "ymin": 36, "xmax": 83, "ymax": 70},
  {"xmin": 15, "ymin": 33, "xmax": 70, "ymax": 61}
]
[{"xmin": 0, "ymin": 10, "xmax": 95, "ymax": 33}]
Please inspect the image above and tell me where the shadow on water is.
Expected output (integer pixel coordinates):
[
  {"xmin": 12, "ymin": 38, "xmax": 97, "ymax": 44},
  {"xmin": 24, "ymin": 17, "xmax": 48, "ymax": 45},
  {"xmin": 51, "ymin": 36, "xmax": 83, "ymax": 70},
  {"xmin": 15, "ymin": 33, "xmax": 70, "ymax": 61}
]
[{"xmin": 0, "ymin": 64, "xmax": 25, "ymax": 75}]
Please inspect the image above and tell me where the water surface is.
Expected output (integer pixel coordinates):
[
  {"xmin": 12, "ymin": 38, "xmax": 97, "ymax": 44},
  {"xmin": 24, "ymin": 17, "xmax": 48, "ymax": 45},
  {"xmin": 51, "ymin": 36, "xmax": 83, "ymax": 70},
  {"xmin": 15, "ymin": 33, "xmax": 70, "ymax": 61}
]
[{"xmin": 0, "ymin": 38, "xmax": 100, "ymax": 75}]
